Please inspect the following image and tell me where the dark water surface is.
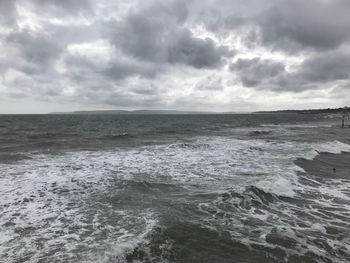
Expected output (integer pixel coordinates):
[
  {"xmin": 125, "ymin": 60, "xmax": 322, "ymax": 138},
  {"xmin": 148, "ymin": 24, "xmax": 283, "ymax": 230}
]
[{"xmin": 0, "ymin": 114, "xmax": 350, "ymax": 262}]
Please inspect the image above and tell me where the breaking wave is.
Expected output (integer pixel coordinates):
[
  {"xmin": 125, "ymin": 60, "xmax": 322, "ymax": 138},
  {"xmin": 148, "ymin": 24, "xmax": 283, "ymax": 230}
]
[{"xmin": 1, "ymin": 135, "xmax": 350, "ymax": 261}]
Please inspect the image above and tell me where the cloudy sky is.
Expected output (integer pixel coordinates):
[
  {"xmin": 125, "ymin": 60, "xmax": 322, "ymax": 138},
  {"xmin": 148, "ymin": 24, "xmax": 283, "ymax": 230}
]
[{"xmin": 0, "ymin": 0, "xmax": 350, "ymax": 113}]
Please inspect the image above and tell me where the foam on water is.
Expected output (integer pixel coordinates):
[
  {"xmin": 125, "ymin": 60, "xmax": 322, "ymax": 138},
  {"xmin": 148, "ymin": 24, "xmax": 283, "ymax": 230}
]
[
  {"xmin": 188, "ymin": 138, "xmax": 350, "ymax": 262},
  {"xmin": 83, "ymin": 214, "xmax": 158, "ymax": 263},
  {"xmin": 260, "ymin": 123, "xmax": 334, "ymax": 129},
  {"xmin": 1, "ymin": 135, "xmax": 350, "ymax": 261},
  {"xmin": 0, "ymin": 153, "xmax": 158, "ymax": 262},
  {"xmin": 304, "ymin": 140, "xmax": 350, "ymax": 159}
]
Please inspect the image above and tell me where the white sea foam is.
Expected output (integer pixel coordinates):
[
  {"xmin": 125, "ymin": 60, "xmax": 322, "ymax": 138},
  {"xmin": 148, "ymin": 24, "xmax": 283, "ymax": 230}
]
[
  {"xmin": 191, "ymin": 137, "xmax": 350, "ymax": 262},
  {"xmin": 83, "ymin": 212, "xmax": 158, "ymax": 263},
  {"xmin": 0, "ymin": 152, "xmax": 158, "ymax": 262},
  {"xmin": 304, "ymin": 140, "xmax": 350, "ymax": 159},
  {"xmin": 260, "ymin": 123, "xmax": 334, "ymax": 128},
  {"xmin": 255, "ymin": 176, "xmax": 295, "ymax": 197},
  {"xmin": 1, "ymin": 135, "xmax": 350, "ymax": 261}
]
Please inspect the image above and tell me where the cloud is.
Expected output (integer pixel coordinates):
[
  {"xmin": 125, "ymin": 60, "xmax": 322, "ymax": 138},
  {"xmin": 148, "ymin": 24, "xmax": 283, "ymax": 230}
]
[
  {"xmin": 107, "ymin": 0, "xmax": 233, "ymax": 69},
  {"xmin": 195, "ymin": 75, "xmax": 223, "ymax": 90},
  {"xmin": 231, "ymin": 49, "xmax": 350, "ymax": 92},
  {"xmin": 230, "ymin": 58, "xmax": 285, "ymax": 88},
  {"xmin": 295, "ymin": 49, "xmax": 350, "ymax": 83},
  {"xmin": 0, "ymin": 0, "xmax": 350, "ymax": 112},
  {"xmin": 256, "ymin": 0, "xmax": 350, "ymax": 52},
  {"xmin": 27, "ymin": 0, "xmax": 93, "ymax": 17},
  {"xmin": 6, "ymin": 29, "xmax": 62, "ymax": 74},
  {"xmin": 0, "ymin": 0, "xmax": 17, "ymax": 27},
  {"xmin": 105, "ymin": 59, "xmax": 159, "ymax": 80},
  {"xmin": 193, "ymin": 0, "xmax": 350, "ymax": 52}
]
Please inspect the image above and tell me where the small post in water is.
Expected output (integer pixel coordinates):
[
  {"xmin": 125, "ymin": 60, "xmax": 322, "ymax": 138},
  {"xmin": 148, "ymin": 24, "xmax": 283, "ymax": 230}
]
[{"xmin": 341, "ymin": 106, "xmax": 349, "ymax": 128}]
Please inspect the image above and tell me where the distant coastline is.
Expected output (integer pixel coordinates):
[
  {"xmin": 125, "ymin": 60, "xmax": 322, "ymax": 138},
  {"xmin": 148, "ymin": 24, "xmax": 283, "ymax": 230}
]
[
  {"xmin": 255, "ymin": 106, "xmax": 350, "ymax": 114},
  {"xmin": 49, "ymin": 110, "xmax": 218, "ymax": 115},
  {"xmin": 49, "ymin": 107, "xmax": 350, "ymax": 115}
]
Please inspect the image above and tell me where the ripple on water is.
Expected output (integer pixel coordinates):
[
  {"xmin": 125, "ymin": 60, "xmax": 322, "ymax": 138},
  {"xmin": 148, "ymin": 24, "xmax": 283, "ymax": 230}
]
[{"xmin": 0, "ymin": 136, "xmax": 350, "ymax": 262}]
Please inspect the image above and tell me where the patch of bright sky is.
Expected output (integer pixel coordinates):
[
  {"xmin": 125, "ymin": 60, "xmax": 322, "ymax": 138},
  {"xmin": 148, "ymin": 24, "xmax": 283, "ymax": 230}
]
[
  {"xmin": 47, "ymin": 17, "xmax": 94, "ymax": 27},
  {"xmin": 67, "ymin": 39, "xmax": 114, "ymax": 60},
  {"xmin": 0, "ymin": 25, "xmax": 13, "ymax": 35},
  {"xmin": 16, "ymin": 1, "xmax": 94, "ymax": 31},
  {"xmin": 4, "ymin": 69, "xmax": 27, "ymax": 84},
  {"xmin": 16, "ymin": 2, "xmax": 42, "ymax": 31},
  {"xmin": 62, "ymin": 85, "xmax": 77, "ymax": 97},
  {"xmin": 95, "ymin": 0, "xmax": 140, "ymax": 22}
]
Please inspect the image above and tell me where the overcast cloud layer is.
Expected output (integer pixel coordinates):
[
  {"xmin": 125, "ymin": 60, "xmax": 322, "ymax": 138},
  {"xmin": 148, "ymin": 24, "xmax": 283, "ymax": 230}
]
[{"xmin": 0, "ymin": 0, "xmax": 349, "ymax": 113}]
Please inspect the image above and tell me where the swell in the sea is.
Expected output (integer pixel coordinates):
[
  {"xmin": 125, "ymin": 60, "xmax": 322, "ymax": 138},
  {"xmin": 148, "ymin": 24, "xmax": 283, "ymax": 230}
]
[{"xmin": 1, "ymin": 133, "xmax": 350, "ymax": 262}]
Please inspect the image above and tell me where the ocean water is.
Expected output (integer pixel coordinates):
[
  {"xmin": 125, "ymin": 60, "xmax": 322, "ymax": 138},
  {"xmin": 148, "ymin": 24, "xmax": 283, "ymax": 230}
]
[{"xmin": 0, "ymin": 114, "xmax": 350, "ymax": 263}]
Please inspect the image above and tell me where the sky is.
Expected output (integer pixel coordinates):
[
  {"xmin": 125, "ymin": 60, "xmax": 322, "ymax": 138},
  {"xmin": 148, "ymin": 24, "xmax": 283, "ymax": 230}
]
[{"xmin": 0, "ymin": 0, "xmax": 350, "ymax": 113}]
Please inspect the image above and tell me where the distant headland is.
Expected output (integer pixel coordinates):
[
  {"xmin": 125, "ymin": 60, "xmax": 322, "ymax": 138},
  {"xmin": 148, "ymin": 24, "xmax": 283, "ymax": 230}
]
[
  {"xmin": 255, "ymin": 106, "xmax": 350, "ymax": 114},
  {"xmin": 49, "ymin": 110, "xmax": 216, "ymax": 115},
  {"xmin": 49, "ymin": 107, "xmax": 350, "ymax": 115}
]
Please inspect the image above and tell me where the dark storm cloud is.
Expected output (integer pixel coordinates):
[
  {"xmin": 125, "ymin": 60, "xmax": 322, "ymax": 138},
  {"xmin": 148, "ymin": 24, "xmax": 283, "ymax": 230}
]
[
  {"xmin": 194, "ymin": 0, "xmax": 350, "ymax": 52},
  {"xmin": 167, "ymin": 30, "xmax": 233, "ymax": 69},
  {"xmin": 256, "ymin": 0, "xmax": 350, "ymax": 52},
  {"xmin": 295, "ymin": 50, "xmax": 350, "ymax": 83},
  {"xmin": 1, "ymin": 0, "xmax": 350, "ymax": 111},
  {"xmin": 231, "ymin": 49, "xmax": 350, "ymax": 92},
  {"xmin": 280, "ymin": 50, "xmax": 350, "ymax": 92},
  {"xmin": 29, "ymin": 0, "xmax": 92, "ymax": 16},
  {"xmin": 230, "ymin": 58, "xmax": 285, "ymax": 88},
  {"xmin": 212, "ymin": 0, "xmax": 350, "ymax": 92},
  {"xmin": 108, "ymin": 0, "xmax": 233, "ymax": 69},
  {"xmin": 6, "ymin": 29, "xmax": 62, "ymax": 74}
]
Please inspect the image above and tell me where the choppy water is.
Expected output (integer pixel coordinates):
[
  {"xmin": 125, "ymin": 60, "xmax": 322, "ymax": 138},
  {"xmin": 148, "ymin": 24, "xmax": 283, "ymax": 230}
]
[{"xmin": 0, "ymin": 114, "xmax": 350, "ymax": 262}]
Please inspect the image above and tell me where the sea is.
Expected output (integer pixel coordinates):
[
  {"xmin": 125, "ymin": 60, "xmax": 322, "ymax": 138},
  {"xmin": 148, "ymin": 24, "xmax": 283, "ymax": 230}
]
[{"xmin": 0, "ymin": 113, "xmax": 350, "ymax": 263}]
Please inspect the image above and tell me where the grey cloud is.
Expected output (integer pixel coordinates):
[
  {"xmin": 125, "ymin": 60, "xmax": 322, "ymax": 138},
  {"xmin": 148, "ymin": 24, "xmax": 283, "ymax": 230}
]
[
  {"xmin": 194, "ymin": 0, "xmax": 350, "ymax": 52},
  {"xmin": 29, "ymin": 0, "xmax": 93, "ymax": 16},
  {"xmin": 1, "ymin": 0, "xmax": 350, "ymax": 112},
  {"xmin": 108, "ymin": 0, "xmax": 233, "ymax": 69},
  {"xmin": 0, "ymin": 0, "xmax": 17, "ymax": 26},
  {"xmin": 72, "ymin": 81, "xmax": 165, "ymax": 108},
  {"xmin": 230, "ymin": 58, "xmax": 285, "ymax": 88},
  {"xmin": 296, "ymin": 50, "xmax": 350, "ymax": 83},
  {"xmin": 32, "ymin": 0, "xmax": 90, "ymax": 10},
  {"xmin": 63, "ymin": 54, "xmax": 103, "ymax": 83},
  {"xmin": 256, "ymin": 0, "xmax": 350, "ymax": 52},
  {"xmin": 105, "ymin": 61, "xmax": 158, "ymax": 80},
  {"xmin": 6, "ymin": 30, "xmax": 62, "ymax": 74},
  {"xmin": 4, "ymin": 71, "xmax": 62, "ymax": 99},
  {"xmin": 195, "ymin": 75, "xmax": 223, "ymax": 90},
  {"xmin": 108, "ymin": 1, "xmax": 188, "ymax": 62},
  {"xmin": 167, "ymin": 29, "xmax": 232, "ymax": 69},
  {"xmin": 132, "ymin": 86, "xmax": 160, "ymax": 95},
  {"xmin": 187, "ymin": 0, "xmax": 272, "ymax": 35},
  {"xmin": 63, "ymin": 50, "xmax": 160, "ymax": 82},
  {"xmin": 278, "ymin": 50, "xmax": 350, "ymax": 92},
  {"xmin": 0, "ymin": 0, "xmax": 92, "ymax": 30},
  {"xmin": 232, "ymin": 50, "xmax": 350, "ymax": 92}
]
